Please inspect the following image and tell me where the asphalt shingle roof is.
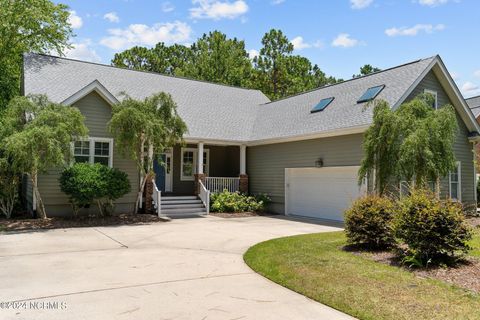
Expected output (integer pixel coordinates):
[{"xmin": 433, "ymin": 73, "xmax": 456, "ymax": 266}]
[
  {"xmin": 466, "ymin": 95, "xmax": 480, "ymax": 119},
  {"xmin": 23, "ymin": 53, "xmax": 435, "ymax": 143}
]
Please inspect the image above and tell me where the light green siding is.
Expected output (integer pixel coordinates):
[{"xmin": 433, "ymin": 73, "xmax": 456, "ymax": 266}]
[
  {"xmin": 248, "ymin": 70, "xmax": 476, "ymax": 214},
  {"xmin": 38, "ymin": 91, "xmax": 139, "ymax": 216}
]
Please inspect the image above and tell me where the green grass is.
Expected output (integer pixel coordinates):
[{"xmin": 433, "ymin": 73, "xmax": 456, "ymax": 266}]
[
  {"xmin": 244, "ymin": 231, "xmax": 480, "ymax": 320},
  {"xmin": 469, "ymin": 229, "xmax": 480, "ymax": 258}
]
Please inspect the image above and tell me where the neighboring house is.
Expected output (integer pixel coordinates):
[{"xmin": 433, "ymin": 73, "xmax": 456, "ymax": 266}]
[
  {"xmin": 22, "ymin": 53, "xmax": 480, "ymax": 221},
  {"xmin": 466, "ymin": 95, "xmax": 480, "ymax": 121}
]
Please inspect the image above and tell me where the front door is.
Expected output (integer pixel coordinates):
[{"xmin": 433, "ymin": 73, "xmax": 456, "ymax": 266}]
[{"xmin": 153, "ymin": 152, "xmax": 173, "ymax": 193}]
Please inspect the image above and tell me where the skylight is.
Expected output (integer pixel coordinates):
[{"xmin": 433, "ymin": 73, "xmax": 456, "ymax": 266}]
[
  {"xmin": 311, "ymin": 97, "xmax": 334, "ymax": 113},
  {"xmin": 357, "ymin": 85, "xmax": 385, "ymax": 103}
]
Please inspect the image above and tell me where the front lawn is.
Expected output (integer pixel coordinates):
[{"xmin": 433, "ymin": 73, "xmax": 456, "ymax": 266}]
[{"xmin": 244, "ymin": 231, "xmax": 480, "ymax": 320}]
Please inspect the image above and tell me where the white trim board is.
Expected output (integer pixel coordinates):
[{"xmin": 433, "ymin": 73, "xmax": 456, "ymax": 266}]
[{"xmin": 62, "ymin": 80, "xmax": 119, "ymax": 106}]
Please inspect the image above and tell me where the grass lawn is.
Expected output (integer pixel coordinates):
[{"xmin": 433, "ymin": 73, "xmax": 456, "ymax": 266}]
[{"xmin": 244, "ymin": 231, "xmax": 480, "ymax": 320}]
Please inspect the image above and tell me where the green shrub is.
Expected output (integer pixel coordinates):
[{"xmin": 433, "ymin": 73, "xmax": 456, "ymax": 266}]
[
  {"xmin": 344, "ymin": 194, "xmax": 396, "ymax": 249},
  {"xmin": 59, "ymin": 163, "xmax": 130, "ymax": 216},
  {"xmin": 395, "ymin": 189, "xmax": 472, "ymax": 266},
  {"xmin": 210, "ymin": 190, "xmax": 270, "ymax": 213}
]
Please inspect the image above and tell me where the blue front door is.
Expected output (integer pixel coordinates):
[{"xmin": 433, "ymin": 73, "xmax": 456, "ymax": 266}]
[{"xmin": 153, "ymin": 154, "xmax": 166, "ymax": 192}]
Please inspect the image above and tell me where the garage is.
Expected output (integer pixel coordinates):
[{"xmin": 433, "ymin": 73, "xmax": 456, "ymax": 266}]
[{"xmin": 285, "ymin": 166, "xmax": 366, "ymax": 221}]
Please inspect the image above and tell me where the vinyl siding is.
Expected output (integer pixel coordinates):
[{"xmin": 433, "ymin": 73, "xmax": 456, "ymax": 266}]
[
  {"xmin": 38, "ymin": 91, "xmax": 139, "ymax": 216},
  {"xmin": 248, "ymin": 70, "xmax": 476, "ymax": 214}
]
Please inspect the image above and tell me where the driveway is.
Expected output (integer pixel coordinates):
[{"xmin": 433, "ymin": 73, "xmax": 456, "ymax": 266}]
[{"xmin": 0, "ymin": 215, "xmax": 354, "ymax": 320}]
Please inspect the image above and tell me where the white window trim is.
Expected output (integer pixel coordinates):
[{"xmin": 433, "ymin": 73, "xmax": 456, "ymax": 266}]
[
  {"xmin": 449, "ymin": 161, "xmax": 462, "ymax": 201},
  {"xmin": 180, "ymin": 147, "xmax": 210, "ymax": 181},
  {"xmin": 424, "ymin": 89, "xmax": 438, "ymax": 109},
  {"xmin": 72, "ymin": 137, "xmax": 114, "ymax": 168}
]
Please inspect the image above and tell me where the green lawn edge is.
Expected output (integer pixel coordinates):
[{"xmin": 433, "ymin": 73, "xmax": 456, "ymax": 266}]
[{"xmin": 244, "ymin": 231, "xmax": 480, "ymax": 320}]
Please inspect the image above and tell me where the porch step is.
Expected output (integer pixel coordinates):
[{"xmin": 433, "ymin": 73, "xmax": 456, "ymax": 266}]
[
  {"xmin": 161, "ymin": 199, "xmax": 203, "ymax": 205},
  {"xmin": 161, "ymin": 207, "xmax": 207, "ymax": 215},
  {"xmin": 161, "ymin": 196, "xmax": 198, "ymax": 201},
  {"xmin": 158, "ymin": 195, "xmax": 208, "ymax": 218},
  {"xmin": 162, "ymin": 203, "xmax": 205, "ymax": 209}
]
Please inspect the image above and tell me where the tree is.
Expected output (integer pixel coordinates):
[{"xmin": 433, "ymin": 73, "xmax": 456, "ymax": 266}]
[
  {"xmin": 358, "ymin": 93, "xmax": 458, "ymax": 195},
  {"xmin": 0, "ymin": 0, "xmax": 73, "ymax": 110},
  {"xmin": 353, "ymin": 64, "xmax": 381, "ymax": 78},
  {"xmin": 108, "ymin": 93, "xmax": 187, "ymax": 213},
  {"xmin": 2, "ymin": 95, "xmax": 88, "ymax": 218}
]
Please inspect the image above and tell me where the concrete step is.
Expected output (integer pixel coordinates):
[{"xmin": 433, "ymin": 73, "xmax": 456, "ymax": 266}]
[
  {"xmin": 165, "ymin": 212, "xmax": 208, "ymax": 218},
  {"xmin": 162, "ymin": 207, "xmax": 207, "ymax": 215},
  {"xmin": 162, "ymin": 203, "xmax": 205, "ymax": 209},
  {"xmin": 161, "ymin": 199, "xmax": 203, "ymax": 205},
  {"xmin": 162, "ymin": 196, "xmax": 197, "ymax": 201}
]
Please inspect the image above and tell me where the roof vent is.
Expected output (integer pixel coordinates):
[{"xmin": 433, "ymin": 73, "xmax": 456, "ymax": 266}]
[
  {"xmin": 311, "ymin": 97, "xmax": 334, "ymax": 113},
  {"xmin": 357, "ymin": 85, "xmax": 385, "ymax": 103}
]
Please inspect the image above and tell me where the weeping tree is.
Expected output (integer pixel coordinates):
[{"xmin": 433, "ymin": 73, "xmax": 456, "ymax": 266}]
[
  {"xmin": 108, "ymin": 92, "xmax": 187, "ymax": 213},
  {"xmin": 2, "ymin": 95, "xmax": 88, "ymax": 219},
  {"xmin": 359, "ymin": 93, "xmax": 458, "ymax": 195}
]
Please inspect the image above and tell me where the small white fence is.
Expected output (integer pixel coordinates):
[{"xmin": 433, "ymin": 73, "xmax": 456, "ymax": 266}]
[
  {"xmin": 204, "ymin": 177, "xmax": 240, "ymax": 193},
  {"xmin": 152, "ymin": 179, "xmax": 162, "ymax": 217}
]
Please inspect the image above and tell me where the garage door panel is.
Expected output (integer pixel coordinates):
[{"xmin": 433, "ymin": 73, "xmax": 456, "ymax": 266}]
[{"xmin": 286, "ymin": 167, "xmax": 365, "ymax": 221}]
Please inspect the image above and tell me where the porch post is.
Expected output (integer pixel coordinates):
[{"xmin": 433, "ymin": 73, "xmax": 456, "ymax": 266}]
[
  {"xmin": 239, "ymin": 144, "xmax": 248, "ymax": 194},
  {"xmin": 194, "ymin": 142, "xmax": 205, "ymax": 195}
]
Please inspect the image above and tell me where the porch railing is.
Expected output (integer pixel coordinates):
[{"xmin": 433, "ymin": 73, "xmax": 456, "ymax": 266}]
[
  {"xmin": 204, "ymin": 177, "xmax": 240, "ymax": 193},
  {"xmin": 152, "ymin": 179, "xmax": 162, "ymax": 217},
  {"xmin": 198, "ymin": 180, "xmax": 210, "ymax": 214}
]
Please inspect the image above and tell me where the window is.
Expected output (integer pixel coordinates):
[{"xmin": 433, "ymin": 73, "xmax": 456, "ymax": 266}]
[
  {"xmin": 311, "ymin": 97, "xmax": 334, "ymax": 113},
  {"xmin": 180, "ymin": 148, "xmax": 210, "ymax": 181},
  {"xmin": 72, "ymin": 138, "xmax": 113, "ymax": 167},
  {"xmin": 424, "ymin": 89, "xmax": 438, "ymax": 109},
  {"xmin": 449, "ymin": 161, "xmax": 461, "ymax": 201},
  {"xmin": 357, "ymin": 85, "xmax": 385, "ymax": 103}
]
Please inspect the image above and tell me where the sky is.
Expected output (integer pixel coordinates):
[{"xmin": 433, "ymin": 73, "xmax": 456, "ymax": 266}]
[{"xmin": 59, "ymin": 0, "xmax": 480, "ymax": 97}]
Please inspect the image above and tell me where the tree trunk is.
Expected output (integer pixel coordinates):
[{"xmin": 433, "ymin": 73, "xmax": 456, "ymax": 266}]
[
  {"xmin": 31, "ymin": 172, "xmax": 47, "ymax": 219},
  {"xmin": 435, "ymin": 177, "xmax": 441, "ymax": 199},
  {"xmin": 134, "ymin": 135, "xmax": 146, "ymax": 214}
]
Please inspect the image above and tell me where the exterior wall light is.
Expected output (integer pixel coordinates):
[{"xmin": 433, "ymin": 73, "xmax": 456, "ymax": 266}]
[{"xmin": 315, "ymin": 158, "xmax": 324, "ymax": 168}]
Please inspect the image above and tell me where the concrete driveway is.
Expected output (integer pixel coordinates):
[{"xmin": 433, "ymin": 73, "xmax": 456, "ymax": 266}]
[{"xmin": 0, "ymin": 215, "xmax": 354, "ymax": 320}]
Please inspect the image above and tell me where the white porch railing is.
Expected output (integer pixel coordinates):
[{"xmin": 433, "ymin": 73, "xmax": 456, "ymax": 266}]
[
  {"xmin": 152, "ymin": 179, "xmax": 162, "ymax": 217},
  {"xmin": 198, "ymin": 180, "xmax": 210, "ymax": 214},
  {"xmin": 204, "ymin": 177, "xmax": 240, "ymax": 193}
]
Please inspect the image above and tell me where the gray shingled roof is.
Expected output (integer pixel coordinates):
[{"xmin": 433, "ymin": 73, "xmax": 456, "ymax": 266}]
[
  {"xmin": 466, "ymin": 95, "xmax": 480, "ymax": 119},
  {"xmin": 23, "ymin": 53, "xmax": 436, "ymax": 143}
]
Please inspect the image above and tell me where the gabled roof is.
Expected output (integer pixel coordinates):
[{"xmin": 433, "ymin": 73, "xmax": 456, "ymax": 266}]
[
  {"xmin": 23, "ymin": 53, "xmax": 480, "ymax": 145},
  {"xmin": 466, "ymin": 95, "xmax": 480, "ymax": 119}
]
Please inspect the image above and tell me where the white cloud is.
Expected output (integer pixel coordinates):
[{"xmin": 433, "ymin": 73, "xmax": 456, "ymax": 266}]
[
  {"xmin": 103, "ymin": 12, "xmax": 120, "ymax": 23},
  {"xmin": 474, "ymin": 70, "xmax": 480, "ymax": 78},
  {"xmin": 418, "ymin": 0, "xmax": 448, "ymax": 7},
  {"xmin": 68, "ymin": 11, "xmax": 83, "ymax": 29},
  {"xmin": 461, "ymin": 81, "xmax": 480, "ymax": 97},
  {"xmin": 248, "ymin": 49, "xmax": 259, "ymax": 59},
  {"xmin": 271, "ymin": 0, "xmax": 285, "ymax": 5},
  {"xmin": 190, "ymin": 0, "xmax": 248, "ymax": 20},
  {"xmin": 331, "ymin": 33, "xmax": 361, "ymax": 48},
  {"xmin": 450, "ymin": 72, "xmax": 460, "ymax": 81},
  {"xmin": 290, "ymin": 36, "xmax": 323, "ymax": 50},
  {"xmin": 385, "ymin": 24, "xmax": 445, "ymax": 37},
  {"xmin": 350, "ymin": 0, "xmax": 373, "ymax": 9},
  {"xmin": 100, "ymin": 21, "xmax": 192, "ymax": 50},
  {"xmin": 65, "ymin": 40, "xmax": 101, "ymax": 63},
  {"xmin": 162, "ymin": 2, "xmax": 175, "ymax": 12}
]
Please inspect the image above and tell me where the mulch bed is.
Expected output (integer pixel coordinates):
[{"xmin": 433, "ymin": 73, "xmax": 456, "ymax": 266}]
[{"xmin": 0, "ymin": 213, "xmax": 164, "ymax": 232}]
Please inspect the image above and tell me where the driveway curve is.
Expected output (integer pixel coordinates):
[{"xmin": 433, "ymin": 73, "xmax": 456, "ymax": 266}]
[{"xmin": 0, "ymin": 215, "xmax": 354, "ymax": 319}]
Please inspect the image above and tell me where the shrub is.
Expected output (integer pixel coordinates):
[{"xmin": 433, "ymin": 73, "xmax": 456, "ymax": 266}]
[
  {"xmin": 344, "ymin": 194, "xmax": 396, "ymax": 249},
  {"xmin": 59, "ymin": 163, "xmax": 130, "ymax": 216},
  {"xmin": 210, "ymin": 190, "xmax": 270, "ymax": 213},
  {"xmin": 395, "ymin": 189, "xmax": 472, "ymax": 266}
]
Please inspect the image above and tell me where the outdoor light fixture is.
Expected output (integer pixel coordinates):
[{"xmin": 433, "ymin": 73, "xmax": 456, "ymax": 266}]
[{"xmin": 315, "ymin": 158, "xmax": 324, "ymax": 168}]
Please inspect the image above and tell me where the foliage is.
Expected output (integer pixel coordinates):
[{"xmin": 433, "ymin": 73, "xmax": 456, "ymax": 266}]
[
  {"xmin": 111, "ymin": 29, "xmax": 339, "ymax": 101},
  {"xmin": 59, "ymin": 163, "xmax": 130, "ymax": 216},
  {"xmin": 2, "ymin": 95, "xmax": 88, "ymax": 218},
  {"xmin": 353, "ymin": 64, "xmax": 381, "ymax": 78},
  {"xmin": 395, "ymin": 189, "xmax": 472, "ymax": 266},
  {"xmin": 210, "ymin": 190, "xmax": 270, "ymax": 213},
  {"xmin": 0, "ymin": 0, "xmax": 72, "ymax": 110},
  {"xmin": 0, "ymin": 158, "xmax": 19, "ymax": 219},
  {"xmin": 359, "ymin": 94, "xmax": 458, "ymax": 194},
  {"xmin": 344, "ymin": 194, "xmax": 396, "ymax": 249},
  {"xmin": 109, "ymin": 92, "xmax": 186, "ymax": 213}
]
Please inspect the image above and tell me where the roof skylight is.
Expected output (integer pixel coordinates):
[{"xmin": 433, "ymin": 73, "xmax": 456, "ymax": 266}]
[
  {"xmin": 357, "ymin": 85, "xmax": 385, "ymax": 103},
  {"xmin": 311, "ymin": 97, "xmax": 334, "ymax": 113}
]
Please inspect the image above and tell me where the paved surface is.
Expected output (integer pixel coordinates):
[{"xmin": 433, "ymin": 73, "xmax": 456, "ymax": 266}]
[{"xmin": 0, "ymin": 215, "xmax": 354, "ymax": 320}]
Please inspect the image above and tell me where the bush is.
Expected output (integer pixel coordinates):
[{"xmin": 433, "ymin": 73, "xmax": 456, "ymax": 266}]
[
  {"xmin": 59, "ymin": 163, "xmax": 130, "ymax": 216},
  {"xmin": 210, "ymin": 190, "xmax": 270, "ymax": 213},
  {"xmin": 344, "ymin": 194, "xmax": 396, "ymax": 249},
  {"xmin": 395, "ymin": 189, "xmax": 472, "ymax": 266}
]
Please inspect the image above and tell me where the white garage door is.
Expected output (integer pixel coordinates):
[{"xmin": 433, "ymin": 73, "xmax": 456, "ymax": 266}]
[{"xmin": 285, "ymin": 166, "xmax": 366, "ymax": 221}]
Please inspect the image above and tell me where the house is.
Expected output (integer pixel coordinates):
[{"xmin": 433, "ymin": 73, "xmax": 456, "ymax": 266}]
[
  {"xmin": 466, "ymin": 95, "xmax": 480, "ymax": 121},
  {"xmin": 22, "ymin": 53, "xmax": 480, "ymax": 221}
]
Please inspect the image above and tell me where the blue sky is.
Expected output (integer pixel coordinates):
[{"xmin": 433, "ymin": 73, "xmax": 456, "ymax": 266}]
[{"xmin": 59, "ymin": 0, "xmax": 480, "ymax": 97}]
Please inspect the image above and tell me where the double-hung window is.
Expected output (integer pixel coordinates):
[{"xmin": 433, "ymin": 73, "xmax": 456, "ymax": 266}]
[
  {"xmin": 73, "ymin": 137, "xmax": 113, "ymax": 167},
  {"xmin": 449, "ymin": 161, "xmax": 461, "ymax": 201},
  {"xmin": 180, "ymin": 148, "xmax": 209, "ymax": 181}
]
